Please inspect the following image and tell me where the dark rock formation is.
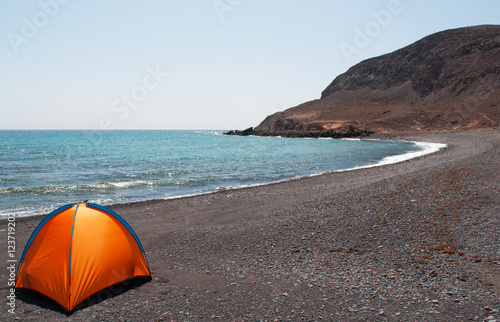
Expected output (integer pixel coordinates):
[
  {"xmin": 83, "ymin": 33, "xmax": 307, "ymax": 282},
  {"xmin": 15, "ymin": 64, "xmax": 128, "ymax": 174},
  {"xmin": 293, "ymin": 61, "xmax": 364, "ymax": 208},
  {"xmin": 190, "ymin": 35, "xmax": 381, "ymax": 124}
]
[
  {"xmin": 223, "ymin": 127, "xmax": 254, "ymax": 136},
  {"xmin": 229, "ymin": 25, "xmax": 500, "ymax": 137}
]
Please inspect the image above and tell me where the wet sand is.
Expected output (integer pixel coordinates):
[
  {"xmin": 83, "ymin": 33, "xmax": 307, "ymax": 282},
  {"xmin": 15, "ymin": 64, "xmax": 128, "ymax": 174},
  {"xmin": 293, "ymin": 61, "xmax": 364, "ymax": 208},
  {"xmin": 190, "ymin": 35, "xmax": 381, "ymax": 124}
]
[{"xmin": 2, "ymin": 129, "xmax": 499, "ymax": 321}]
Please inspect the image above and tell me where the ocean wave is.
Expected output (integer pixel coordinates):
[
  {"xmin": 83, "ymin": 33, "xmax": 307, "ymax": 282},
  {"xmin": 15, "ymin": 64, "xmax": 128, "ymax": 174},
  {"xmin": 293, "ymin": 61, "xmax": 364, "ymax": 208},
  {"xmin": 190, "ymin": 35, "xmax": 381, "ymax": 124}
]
[
  {"xmin": 215, "ymin": 184, "xmax": 249, "ymax": 191},
  {"xmin": 334, "ymin": 141, "xmax": 447, "ymax": 172},
  {"xmin": 108, "ymin": 181, "xmax": 158, "ymax": 188},
  {"xmin": 0, "ymin": 197, "xmax": 116, "ymax": 219},
  {"xmin": 0, "ymin": 181, "xmax": 161, "ymax": 195},
  {"xmin": 0, "ymin": 178, "xmax": 209, "ymax": 196},
  {"xmin": 377, "ymin": 142, "xmax": 447, "ymax": 166},
  {"xmin": 340, "ymin": 138, "xmax": 361, "ymax": 141}
]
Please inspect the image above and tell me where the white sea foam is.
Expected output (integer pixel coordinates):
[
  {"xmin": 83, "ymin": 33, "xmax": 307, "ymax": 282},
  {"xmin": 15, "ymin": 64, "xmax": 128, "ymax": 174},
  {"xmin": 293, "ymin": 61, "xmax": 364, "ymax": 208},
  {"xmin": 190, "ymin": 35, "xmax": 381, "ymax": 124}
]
[
  {"xmin": 334, "ymin": 141, "xmax": 447, "ymax": 172},
  {"xmin": 0, "ymin": 197, "xmax": 121, "ymax": 219},
  {"xmin": 340, "ymin": 138, "xmax": 361, "ymax": 141},
  {"xmin": 376, "ymin": 142, "xmax": 447, "ymax": 166},
  {"xmin": 108, "ymin": 181, "xmax": 156, "ymax": 188}
]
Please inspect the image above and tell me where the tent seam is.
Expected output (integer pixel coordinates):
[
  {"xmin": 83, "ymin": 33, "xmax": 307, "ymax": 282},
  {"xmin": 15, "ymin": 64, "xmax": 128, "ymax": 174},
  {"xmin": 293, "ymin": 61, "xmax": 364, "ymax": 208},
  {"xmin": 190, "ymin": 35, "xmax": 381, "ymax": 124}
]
[{"xmin": 68, "ymin": 203, "xmax": 79, "ymax": 310}]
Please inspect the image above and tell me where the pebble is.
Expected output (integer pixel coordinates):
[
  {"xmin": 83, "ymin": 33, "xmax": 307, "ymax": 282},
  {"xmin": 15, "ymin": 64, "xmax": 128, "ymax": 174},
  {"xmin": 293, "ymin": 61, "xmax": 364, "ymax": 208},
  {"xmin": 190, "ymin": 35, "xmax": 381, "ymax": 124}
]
[{"xmin": 486, "ymin": 307, "xmax": 500, "ymax": 313}]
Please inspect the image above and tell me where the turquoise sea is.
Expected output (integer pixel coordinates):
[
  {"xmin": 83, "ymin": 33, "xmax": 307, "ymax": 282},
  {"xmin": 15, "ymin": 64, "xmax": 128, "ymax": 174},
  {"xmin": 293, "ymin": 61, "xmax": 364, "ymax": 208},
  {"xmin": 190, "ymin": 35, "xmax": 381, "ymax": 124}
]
[{"xmin": 0, "ymin": 130, "xmax": 444, "ymax": 218}]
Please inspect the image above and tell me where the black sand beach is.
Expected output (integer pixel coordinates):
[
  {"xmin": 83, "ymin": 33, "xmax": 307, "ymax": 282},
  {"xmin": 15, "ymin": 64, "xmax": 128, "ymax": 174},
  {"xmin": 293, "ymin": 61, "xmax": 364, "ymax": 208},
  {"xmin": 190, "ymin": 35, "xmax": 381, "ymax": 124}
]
[{"xmin": 2, "ymin": 129, "xmax": 499, "ymax": 321}]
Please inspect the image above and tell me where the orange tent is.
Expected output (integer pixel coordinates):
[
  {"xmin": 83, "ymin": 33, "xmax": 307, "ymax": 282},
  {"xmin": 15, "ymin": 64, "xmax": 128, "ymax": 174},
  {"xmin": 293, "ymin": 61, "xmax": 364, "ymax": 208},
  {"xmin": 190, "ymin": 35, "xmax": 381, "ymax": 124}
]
[{"xmin": 15, "ymin": 202, "xmax": 151, "ymax": 311}]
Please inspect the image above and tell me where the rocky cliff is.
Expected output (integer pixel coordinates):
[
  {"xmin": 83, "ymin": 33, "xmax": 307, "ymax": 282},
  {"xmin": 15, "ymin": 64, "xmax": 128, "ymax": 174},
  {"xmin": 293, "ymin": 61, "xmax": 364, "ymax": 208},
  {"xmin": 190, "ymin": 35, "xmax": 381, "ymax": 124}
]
[{"xmin": 227, "ymin": 25, "xmax": 500, "ymax": 137}]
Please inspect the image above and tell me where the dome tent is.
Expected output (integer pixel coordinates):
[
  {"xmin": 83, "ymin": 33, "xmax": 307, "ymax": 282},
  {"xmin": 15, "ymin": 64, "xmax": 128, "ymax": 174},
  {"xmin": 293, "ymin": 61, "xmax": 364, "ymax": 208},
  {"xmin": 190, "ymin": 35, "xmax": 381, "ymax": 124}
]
[{"xmin": 15, "ymin": 202, "xmax": 151, "ymax": 311}]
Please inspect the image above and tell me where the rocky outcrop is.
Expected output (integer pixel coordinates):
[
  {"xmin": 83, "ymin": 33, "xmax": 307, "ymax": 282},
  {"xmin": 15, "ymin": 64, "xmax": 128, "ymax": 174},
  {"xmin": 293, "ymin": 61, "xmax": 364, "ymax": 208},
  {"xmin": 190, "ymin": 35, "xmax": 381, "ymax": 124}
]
[
  {"xmin": 224, "ymin": 114, "xmax": 373, "ymax": 138},
  {"xmin": 227, "ymin": 25, "xmax": 500, "ymax": 137},
  {"xmin": 224, "ymin": 127, "xmax": 255, "ymax": 136}
]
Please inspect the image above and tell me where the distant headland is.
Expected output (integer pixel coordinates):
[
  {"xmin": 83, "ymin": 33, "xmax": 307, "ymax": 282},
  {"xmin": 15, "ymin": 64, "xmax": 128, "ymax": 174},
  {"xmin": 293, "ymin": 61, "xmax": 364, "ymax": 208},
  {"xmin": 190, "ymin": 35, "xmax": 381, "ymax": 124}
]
[{"xmin": 226, "ymin": 25, "xmax": 500, "ymax": 138}]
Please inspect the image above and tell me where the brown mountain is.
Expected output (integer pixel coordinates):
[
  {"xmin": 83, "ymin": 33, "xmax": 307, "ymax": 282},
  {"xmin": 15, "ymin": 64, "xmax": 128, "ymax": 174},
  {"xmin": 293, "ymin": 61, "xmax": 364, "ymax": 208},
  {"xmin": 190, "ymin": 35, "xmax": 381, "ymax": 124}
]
[{"xmin": 228, "ymin": 25, "xmax": 500, "ymax": 137}]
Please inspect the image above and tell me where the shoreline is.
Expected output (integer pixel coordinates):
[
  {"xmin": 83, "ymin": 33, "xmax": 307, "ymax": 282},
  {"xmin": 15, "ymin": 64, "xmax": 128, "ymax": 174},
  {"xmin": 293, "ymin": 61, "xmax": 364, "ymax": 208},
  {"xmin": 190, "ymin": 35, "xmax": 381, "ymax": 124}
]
[
  {"xmin": 105, "ymin": 130, "xmax": 460, "ymax": 215},
  {"xmin": 0, "ymin": 134, "xmax": 448, "ymax": 221},
  {"xmin": 2, "ymin": 129, "xmax": 499, "ymax": 320},
  {"xmin": 94, "ymin": 133, "xmax": 452, "ymax": 212}
]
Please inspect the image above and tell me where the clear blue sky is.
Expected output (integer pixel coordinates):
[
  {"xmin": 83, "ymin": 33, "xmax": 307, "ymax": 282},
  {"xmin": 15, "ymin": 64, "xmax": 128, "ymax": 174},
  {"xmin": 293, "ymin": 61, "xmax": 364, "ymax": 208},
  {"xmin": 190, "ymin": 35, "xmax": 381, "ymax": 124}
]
[{"xmin": 1, "ymin": 0, "xmax": 499, "ymax": 130}]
